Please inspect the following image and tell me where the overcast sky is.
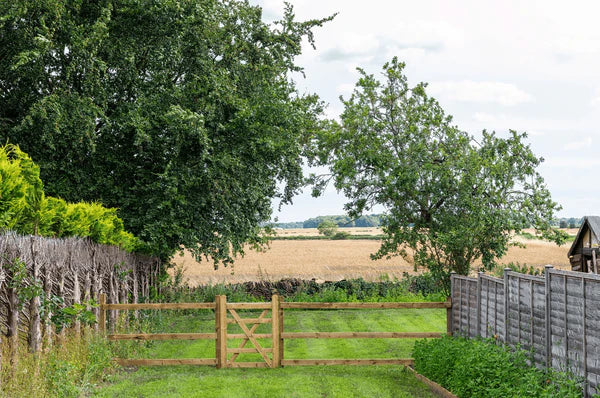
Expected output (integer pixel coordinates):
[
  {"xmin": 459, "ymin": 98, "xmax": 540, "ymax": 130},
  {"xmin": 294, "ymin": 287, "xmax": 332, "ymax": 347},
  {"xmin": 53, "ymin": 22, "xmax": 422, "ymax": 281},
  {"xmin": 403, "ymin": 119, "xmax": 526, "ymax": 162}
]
[{"xmin": 253, "ymin": 0, "xmax": 600, "ymax": 222}]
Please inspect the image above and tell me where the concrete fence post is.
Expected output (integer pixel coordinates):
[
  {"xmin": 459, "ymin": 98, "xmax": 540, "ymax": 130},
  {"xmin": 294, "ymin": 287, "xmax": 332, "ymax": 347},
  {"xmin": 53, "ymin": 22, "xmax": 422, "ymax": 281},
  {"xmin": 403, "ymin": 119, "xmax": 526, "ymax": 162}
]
[
  {"xmin": 544, "ymin": 265, "xmax": 553, "ymax": 369},
  {"xmin": 503, "ymin": 268, "xmax": 511, "ymax": 345},
  {"xmin": 449, "ymin": 272, "xmax": 456, "ymax": 335},
  {"xmin": 476, "ymin": 272, "xmax": 482, "ymax": 337}
]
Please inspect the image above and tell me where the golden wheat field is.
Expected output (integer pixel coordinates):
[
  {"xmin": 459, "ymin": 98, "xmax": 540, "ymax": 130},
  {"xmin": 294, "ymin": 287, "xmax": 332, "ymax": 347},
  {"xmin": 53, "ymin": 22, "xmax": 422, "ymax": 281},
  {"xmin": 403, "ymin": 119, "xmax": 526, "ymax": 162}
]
[{"xmin": 173, "ymin": 228, "xmax": 575, "ymax": 286}]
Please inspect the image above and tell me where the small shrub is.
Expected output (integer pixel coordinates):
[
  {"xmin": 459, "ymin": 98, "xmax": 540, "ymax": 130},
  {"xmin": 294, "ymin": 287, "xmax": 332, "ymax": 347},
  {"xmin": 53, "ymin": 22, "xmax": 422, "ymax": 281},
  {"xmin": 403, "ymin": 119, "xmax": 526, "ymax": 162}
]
[
  {"xmin": 331, "ymin": 231, "xmax": 351, "ymax": 240},
  {"xmin": 317, "ymin": 220, "xmax": 338, "ymax": 237},
  {"xmin": 492, "ymin": 262, "xmax": 542, "ymax": 278},
  {"xmin": 400, "ymin": 271, "xmax": 447, "ymax": 297}
]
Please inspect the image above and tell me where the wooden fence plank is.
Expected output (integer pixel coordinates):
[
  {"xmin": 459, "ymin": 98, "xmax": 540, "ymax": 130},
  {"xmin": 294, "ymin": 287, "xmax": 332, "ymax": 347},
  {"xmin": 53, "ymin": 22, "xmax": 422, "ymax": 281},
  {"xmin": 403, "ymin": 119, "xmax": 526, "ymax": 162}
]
[
  {"xmin": 226, "ymin": 303, "xmax": 272, "ymax": 310},
  {"xmin": 281, "ymin": 302, "xmax": 450, "ymax": 309},
  {"xmin": 228, "ymin": 348, "xmax": 273, "ymax": 354},
  {"xmin": 108, "ymin": 333, "xmax": 216, "ymax": 341},
  {"xmin": 115, "ymin": 358, "xmax": 216, "ymax": 366},
  {"xmin": 104, "ymin": 302, "xmax": 215, "ymax": 310},
  {"xmin": 228, "ymin": 333, "xmax": 272, "ymax": 339},
  {"xmin": 226, "ymin": 318, "xmax": 271, "ymax": 324},
  {"xmin": 281, "ymin": 332, "xmax": 446, "ymax": 339},
  {"xmin": 281, "ymin": 359, "xmax": 414, "ymax": 366},
  {"xmin": 405, "ymin": 366, "xmax": 458, "ymax": 398},
  {"xmin": 228, "ymin": 362, "xmax": 270, "ymax": 368}
]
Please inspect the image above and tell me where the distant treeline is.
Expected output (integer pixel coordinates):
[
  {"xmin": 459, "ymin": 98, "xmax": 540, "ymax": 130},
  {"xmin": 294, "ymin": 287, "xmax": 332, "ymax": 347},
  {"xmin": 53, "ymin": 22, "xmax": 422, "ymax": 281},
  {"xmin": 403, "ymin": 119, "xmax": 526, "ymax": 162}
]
[
  {"xmin": 270, "ymin": 215, "xmax": 584, "ymax": 230},
  {"xmin": 552, "ymin": 217, "xmax": 583, "ymax": 229},
  {"xmin": 269, "ymin": 214, "xmax": 384, "ymax": 229}
]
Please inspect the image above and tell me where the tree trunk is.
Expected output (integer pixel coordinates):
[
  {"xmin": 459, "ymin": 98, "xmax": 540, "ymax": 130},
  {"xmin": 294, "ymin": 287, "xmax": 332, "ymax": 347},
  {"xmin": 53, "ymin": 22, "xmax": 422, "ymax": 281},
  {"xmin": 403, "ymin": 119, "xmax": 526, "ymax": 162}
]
[
  {"xmin": 132, "ymin": 260, "xmax": 139, "ymax": 319},
  {"xmin": 109, "ymin": 271, "xmax": 118, "ymax": 330},
  {"xmin": 72, "ymin": 272, "xmax": 81, "ymax": 336},
  {"xmin": 6, "ymin": 287, "xmax": 19, "ymax": 368},
  {"xmin": 28, "ymin": 238, "xmax": 41, "ymax": 353},
  {"xmin": 82, "ymin": 270, "xmax": 91, "ymax": 335},
  {"xmin": 119, "ymin": 274, "xmax": 128, "ymax": 327},
  {"xmin": 43, "ymin": 266, "xmax": 53, "ymax": 350},
  {"xmin": 57, "ymin": 270, "xmax": 66, "ymax": 340}
]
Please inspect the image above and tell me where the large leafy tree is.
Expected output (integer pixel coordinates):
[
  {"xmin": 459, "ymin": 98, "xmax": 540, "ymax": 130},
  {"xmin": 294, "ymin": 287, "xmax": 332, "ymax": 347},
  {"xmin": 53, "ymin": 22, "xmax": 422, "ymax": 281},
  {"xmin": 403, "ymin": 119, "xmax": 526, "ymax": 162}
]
[
  {"xmin": 0, "ymin": 0, "xmax": 332, "ymax": 262},
  {"xmin": 310, "ymin": 58, "xmax": 566, "ymax": 284}
]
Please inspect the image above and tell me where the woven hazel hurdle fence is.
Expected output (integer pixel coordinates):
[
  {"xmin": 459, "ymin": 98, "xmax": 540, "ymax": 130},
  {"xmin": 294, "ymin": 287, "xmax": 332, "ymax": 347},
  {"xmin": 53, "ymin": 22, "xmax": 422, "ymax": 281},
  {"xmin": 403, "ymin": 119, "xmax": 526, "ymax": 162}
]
[
  {"xmin": 0, "ymin": 231, "xmax": 160, "ymax": 353},
  {"xmin": 451, "ymin": 266, "xmax": 600, "ymax": 397},
  {"xmin": 102, "ymin": 295, "xmax": 453, "ymax": 368}
]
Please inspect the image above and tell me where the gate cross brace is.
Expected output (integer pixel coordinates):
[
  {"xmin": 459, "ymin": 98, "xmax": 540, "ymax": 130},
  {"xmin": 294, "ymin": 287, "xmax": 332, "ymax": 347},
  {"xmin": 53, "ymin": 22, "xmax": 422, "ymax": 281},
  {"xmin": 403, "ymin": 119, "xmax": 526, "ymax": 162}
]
[
  {"xmin": 229, "ymin": 309, "xmax": 269, "ymax": 363},
  {"xmin": 229, "ymin": 309, "xmax": 272, "ymax": 367}
]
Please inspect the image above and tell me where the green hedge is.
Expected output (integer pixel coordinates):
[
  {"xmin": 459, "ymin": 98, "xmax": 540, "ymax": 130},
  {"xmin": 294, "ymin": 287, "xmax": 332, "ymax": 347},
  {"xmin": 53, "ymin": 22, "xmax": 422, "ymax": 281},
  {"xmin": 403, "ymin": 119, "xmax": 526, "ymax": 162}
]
[
  {"xmin": 413, "ymin": 337, "xmax": 583, "ymax": 397},
  {"xmin": 162, "ymin": 273, "xmax": 447, "ymax": 303},
  {"xmin": 0, "ymin": 144, "xmax": 140, "ymax": 251}
]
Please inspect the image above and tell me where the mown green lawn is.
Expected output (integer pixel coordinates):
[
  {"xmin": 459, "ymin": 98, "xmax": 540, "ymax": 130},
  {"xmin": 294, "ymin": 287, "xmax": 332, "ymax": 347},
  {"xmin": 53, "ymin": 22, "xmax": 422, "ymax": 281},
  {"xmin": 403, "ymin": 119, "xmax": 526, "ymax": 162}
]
[{"xmin": 94, "ymin": 308, "xmax": 445, "ymax": 397}]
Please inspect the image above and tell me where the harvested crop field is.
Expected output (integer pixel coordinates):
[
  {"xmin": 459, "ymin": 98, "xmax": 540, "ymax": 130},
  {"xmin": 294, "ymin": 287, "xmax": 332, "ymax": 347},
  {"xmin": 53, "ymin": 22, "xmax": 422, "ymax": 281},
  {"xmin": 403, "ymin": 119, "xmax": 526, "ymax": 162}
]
[{"xmin": 173, "ymin": 229, "xmax": 573, "ymax": 286}]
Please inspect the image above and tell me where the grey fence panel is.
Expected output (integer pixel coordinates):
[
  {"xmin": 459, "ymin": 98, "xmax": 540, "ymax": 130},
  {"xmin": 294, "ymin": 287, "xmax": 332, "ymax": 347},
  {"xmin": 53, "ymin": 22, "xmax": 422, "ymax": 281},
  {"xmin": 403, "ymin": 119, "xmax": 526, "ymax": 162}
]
[
  {"xmin": 451, "ymin": 274, "xmax": 478, "ymax": 337},
  {"xmin": 450, "ymin": 267, "xmax": 600, "ymax": 396},
  {"xmin": 505, "ymin": 272, "xmax": 546, "ymax": 366},
  {"xmin": 479, "ymin": 274, "xmax": 504, "ymax": 340}
]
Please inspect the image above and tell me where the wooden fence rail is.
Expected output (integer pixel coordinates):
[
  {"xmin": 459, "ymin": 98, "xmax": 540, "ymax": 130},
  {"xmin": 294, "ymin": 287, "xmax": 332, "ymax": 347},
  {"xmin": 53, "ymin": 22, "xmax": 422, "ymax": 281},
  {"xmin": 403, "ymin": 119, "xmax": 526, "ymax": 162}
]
[{"xmin": 100, "ymin": 294, "xmax": 452, "ymax": 368}]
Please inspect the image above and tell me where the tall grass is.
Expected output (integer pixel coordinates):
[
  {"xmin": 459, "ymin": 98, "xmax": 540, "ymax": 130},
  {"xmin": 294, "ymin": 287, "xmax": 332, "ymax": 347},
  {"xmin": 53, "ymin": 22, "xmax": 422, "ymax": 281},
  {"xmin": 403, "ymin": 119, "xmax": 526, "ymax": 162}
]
[{"xmin": 0, "ymin": 329, "xmax": 116, "ymax": 397}]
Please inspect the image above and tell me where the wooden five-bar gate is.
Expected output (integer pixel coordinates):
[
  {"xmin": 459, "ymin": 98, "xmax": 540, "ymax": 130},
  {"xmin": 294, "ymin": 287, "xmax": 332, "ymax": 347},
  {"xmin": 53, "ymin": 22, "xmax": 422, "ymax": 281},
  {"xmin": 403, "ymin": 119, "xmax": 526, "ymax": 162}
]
[{"xmin": 100, "ymin": 294, "xmax": 452, "ymax": 368}]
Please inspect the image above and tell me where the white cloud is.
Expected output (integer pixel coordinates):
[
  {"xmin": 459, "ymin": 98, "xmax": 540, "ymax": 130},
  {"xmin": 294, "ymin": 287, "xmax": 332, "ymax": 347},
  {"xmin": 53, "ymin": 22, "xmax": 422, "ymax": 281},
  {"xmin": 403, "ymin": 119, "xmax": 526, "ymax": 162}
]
[
  {"xmin": 564, "ymin": 136, "xmax": 593, "ymax": 151},
  {"xmin": 553, "ymin": 36, "xmax": 600, "ymax": 57},
  {"xmin": 544, "ymin": 155, "xmax": 600, "ymax": 169},
  {"xmin": 320, "ymin": 33, "xmax": 380, "ymax": 62},
  {"xmin": 336, "ymin": 83, "xmax": 355, "ymax": 95},
  {"xmin": 428, "ymin": 80, "xmax": 534, "ymax": 106}
]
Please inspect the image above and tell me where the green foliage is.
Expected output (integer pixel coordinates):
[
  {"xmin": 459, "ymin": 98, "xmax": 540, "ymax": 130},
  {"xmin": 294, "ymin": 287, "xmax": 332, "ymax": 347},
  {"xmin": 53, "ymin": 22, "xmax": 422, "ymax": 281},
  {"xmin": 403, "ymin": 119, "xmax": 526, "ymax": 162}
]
[
  {"xmin": 0, "ymin": 144, "xmax": 141, "ymax": 250},
  {"xmin": 4, "ymin": 256, "xmax": 38, "ymax": 309},
  {"xmin": 413, "ymin": 337, "xmax": 583, "ymax": 397},
  {"xmin": 270, "ymin": 234, "xmax": 383, "ymax": 240},
  {"xmin": 310, "ymin": 57, "xmax": 567, "ymax": 280},
  {"xmin": 317, "ymin": 220, "xmax": 338, "ymax": 237},
  {"xmin": 49, "ymin": 300, "xmax": 97, "ymax": 332},
  {"xmin": 560, "ymin": 220, "xmax": 568, "ymax": 228},
  {"xmin": 491, "ymin": 262, "xmax": 542, "ymax": 277},
  {"xmin": 331, "ymin": 231, "xmax": 351, "ymax": 240},
  {"xmin": 400, "ymin": 272, "xmax": 449, "ymax": 297},
  {"xmin": 0, "ymin": 0, "xmax": 333, "ymax": 262},
  {"xmin": 0, "ymin": 144, "xmax": 44, "ymax": 233}
]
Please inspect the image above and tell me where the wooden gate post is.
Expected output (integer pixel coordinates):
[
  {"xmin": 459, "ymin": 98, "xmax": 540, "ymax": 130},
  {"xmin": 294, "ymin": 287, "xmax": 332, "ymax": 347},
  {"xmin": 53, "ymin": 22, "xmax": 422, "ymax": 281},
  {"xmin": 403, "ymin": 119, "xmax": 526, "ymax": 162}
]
[
  {"xmin": 99, "ymin": 293, "xmax": 106, "ymax": 334},
  {"xmin": 215, "ymin": 295, "xmax": 227, "ymax": 368},
  {"xmin": 271, "ymin": 294, "xmax": 281, "ymax": 368},
  {"xmin": 278, "ymin": 295, "xmax": 284, "ymax": 366}
]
